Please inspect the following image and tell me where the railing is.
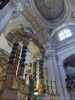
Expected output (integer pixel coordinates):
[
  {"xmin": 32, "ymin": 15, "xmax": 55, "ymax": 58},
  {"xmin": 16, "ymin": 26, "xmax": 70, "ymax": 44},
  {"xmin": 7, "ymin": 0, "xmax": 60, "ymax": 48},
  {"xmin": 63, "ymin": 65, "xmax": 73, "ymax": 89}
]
[{"xmin": 65, "ymin": 76, "xmax": 75, "ymax": 90}]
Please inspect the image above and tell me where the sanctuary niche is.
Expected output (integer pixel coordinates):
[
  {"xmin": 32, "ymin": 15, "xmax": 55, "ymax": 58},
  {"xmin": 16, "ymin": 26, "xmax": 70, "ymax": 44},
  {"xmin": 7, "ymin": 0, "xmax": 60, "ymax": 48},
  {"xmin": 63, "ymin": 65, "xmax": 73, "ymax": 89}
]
[
  {"xmin": 0, "ymin": 28, "xmax": 46, "ymax": 100},
  {"xmin": 0, "ymin": 44, "xmax": 43, "ymax": 100},
  {"xmin": 0, "ymin": 29, "xmax": 60, "ymax": 100}
]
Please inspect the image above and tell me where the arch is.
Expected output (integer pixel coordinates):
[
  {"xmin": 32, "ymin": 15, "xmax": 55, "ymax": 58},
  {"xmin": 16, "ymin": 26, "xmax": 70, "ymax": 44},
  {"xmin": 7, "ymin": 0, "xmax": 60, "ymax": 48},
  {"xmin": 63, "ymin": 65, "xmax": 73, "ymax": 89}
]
[
  {"xmin": 4, "ymin": 13, "xmax": 45, "ymax": 56},
  {"xmin": 51, "ymin": 22, "xmax": 75, "ymax": 40},
  {"xmin": 58, "ymin": 49, "xmax": 75, "ymax": 67},
  {"xmin": 63, "ymin": 54, "xmax": 75, "ymax": 77},
  {"xmin": 63, "ymin": 54, "xmax": 75, "ymax": 65},
  {"xmin": 9, "ymin": 7, "xmax": 47, "ymax": 42}
]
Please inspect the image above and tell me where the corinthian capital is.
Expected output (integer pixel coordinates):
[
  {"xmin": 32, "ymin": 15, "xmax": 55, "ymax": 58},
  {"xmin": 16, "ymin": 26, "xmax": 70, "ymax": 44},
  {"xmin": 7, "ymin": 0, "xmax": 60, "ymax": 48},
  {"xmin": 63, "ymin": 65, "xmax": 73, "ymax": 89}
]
[{"xmin": 45, "ymin": 52, "xmax": 53, "ymax": 60}]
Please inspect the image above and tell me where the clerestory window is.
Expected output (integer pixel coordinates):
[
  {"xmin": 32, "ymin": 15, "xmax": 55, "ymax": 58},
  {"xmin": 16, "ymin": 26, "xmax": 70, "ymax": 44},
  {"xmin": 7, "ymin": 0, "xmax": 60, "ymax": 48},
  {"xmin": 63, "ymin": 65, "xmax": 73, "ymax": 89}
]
[{"xmin": 58, "ymin": 29, "xmax": 72, "ymax": 41}]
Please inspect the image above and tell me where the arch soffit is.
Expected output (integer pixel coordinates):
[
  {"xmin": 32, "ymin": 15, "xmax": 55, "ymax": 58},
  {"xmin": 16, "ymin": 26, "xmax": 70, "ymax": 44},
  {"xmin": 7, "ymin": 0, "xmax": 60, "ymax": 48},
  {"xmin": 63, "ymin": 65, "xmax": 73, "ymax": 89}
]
[
  {"xmin": 5, "ymin": 7, "xmax": 48, "ymax": 43},
  {"xmin": 58, "ymin": 51, "xmax": 75, "ymax": 66},
  {"xmin": 63, "ymin": 54, "xmax": 75, "ymax": 65},
  {"xmin": 4, "ymin": 17, "xmax": 45, "ymax": 56}
]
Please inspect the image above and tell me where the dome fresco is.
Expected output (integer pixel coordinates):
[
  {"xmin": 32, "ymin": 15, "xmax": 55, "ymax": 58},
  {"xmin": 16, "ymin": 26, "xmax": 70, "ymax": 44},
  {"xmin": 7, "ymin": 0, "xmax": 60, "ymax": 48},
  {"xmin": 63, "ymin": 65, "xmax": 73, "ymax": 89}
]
[{"xmin": 34, "ymin": 0, "xmax": 64, "ymax": 21}]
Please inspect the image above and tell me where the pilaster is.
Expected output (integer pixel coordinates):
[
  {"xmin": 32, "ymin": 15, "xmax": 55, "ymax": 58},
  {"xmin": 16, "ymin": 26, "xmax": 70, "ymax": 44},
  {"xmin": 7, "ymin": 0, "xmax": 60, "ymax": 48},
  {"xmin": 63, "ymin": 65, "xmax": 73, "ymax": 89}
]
[
  {"xmin": 58, "ymin": 64, "xmax": 70, "ymax": 100},
  {"xmin": 44, "ymin": 43, "xmax": 55, "ymax": 92},
  {"xmin": 44, "ymin": 42, "xmax": 64, "ymax": 99}
]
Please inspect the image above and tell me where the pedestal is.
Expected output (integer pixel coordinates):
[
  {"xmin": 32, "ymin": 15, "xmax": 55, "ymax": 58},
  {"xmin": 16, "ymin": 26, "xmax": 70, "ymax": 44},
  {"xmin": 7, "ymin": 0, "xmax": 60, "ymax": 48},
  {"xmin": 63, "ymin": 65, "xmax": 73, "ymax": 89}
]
[{"xmin": 1, "ymin": 89, "xmax": 18, "ymax": 100}]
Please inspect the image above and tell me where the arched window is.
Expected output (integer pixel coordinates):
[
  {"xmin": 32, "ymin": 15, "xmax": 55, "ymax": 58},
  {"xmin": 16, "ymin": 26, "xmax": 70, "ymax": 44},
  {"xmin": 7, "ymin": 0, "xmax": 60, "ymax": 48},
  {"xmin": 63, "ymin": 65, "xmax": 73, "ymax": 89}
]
[{"xmin": 58, "ymin": 28, "xmax": 72, "ymax": 41}]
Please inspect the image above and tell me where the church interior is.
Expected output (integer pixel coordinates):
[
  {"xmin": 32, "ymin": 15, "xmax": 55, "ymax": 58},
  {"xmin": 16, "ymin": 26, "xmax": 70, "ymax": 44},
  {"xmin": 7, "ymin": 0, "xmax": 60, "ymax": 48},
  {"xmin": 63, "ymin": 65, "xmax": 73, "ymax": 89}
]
[{"xmin": 0, "ymin": 0, "xmax": 75, "ymax": 100}]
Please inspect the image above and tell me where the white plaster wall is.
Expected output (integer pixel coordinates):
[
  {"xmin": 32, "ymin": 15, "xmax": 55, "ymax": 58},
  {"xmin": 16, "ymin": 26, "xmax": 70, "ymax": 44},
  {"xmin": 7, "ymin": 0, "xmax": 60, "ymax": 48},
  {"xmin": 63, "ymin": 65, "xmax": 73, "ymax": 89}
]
[
  {"xmin": 0, "ymin": 4, "xmax": 11, "ymax": 21},
  {"xmin": 56, "ymin": 38, "xmax": 75, "ymax": 100},
  {"xmin": 0, "ymin": 33, "xmax": 11, "ymax": 54},
  {"xmin": 0, "ymin": 7, "xmax": 14, "ymax": 34}
]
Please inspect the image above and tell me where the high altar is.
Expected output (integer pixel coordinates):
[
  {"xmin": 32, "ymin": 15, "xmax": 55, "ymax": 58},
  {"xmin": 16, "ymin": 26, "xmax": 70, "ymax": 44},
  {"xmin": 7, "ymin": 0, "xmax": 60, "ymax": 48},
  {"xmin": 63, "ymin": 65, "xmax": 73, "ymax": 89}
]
[{"xmin": 0, "ymin": 42, "xmax": 60, "ymax": 100}]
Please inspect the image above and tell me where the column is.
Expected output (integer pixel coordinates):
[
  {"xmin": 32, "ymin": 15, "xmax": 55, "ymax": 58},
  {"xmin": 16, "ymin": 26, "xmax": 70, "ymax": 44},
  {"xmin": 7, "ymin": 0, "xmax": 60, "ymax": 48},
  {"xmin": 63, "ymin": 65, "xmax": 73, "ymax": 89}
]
[
  {"xmin": 45, "ymin": 43, "xmax": 64, "ymax": 99},
  {"xmin": 52, "ymin": 50, "xmax": 65, "ymax": 99},
  {"xmin": 36, "ymin": 60, "xmax": 40, "ymax": 89},
  {"xmin": 33, "ymin": 61, "xmax": 37, "ymax": 89},
  {"xmin": 19, "ymin": 45, "xmax": 27, "ymax": 76},
  {"xmin": 58, "ymin": 64, "xmax": 70, "ymax": 100},
  {"xmin": 38, "ymin": 60, "xmax": 44, "ymax": 83},
  {"xmin": 45, "ymin": 51, "xmax": 56, "ymax": 92}
]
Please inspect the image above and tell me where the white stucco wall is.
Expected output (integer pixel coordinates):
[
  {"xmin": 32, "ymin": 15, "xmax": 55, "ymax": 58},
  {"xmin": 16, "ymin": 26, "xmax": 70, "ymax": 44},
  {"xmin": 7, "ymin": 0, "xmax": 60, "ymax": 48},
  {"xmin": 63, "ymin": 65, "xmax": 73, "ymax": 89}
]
[
  {"xmin": 0, "ymin": 33, "xmax": 11, "ymax": 54},
  {"xmin": 56, "ymin": 37, "xmax": 75, "ymax": 100}
]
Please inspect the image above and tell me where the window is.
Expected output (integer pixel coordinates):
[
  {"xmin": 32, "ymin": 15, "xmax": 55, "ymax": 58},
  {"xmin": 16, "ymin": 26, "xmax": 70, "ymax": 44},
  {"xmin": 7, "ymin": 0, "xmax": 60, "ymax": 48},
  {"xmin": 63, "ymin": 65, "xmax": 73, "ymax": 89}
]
[{"xmin": 58, "ymin": 29, "xmax": 72, "ymax": 41}]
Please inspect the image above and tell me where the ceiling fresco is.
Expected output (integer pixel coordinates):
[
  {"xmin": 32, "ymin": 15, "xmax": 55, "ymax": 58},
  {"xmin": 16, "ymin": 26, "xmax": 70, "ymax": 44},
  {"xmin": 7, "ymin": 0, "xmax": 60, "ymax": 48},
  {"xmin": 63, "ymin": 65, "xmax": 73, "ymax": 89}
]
[
  {"xmin": 31, "ymin": 0, "xmax": 70, "ymax": 27},
  {"xmin": 34, "ymin": 0, "xmax": 64, "ymax": 21}
]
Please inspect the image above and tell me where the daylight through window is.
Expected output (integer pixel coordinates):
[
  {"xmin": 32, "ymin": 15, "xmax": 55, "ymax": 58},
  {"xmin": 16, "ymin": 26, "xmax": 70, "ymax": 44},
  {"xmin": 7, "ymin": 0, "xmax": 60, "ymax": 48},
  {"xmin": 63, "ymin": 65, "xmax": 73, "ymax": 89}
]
[{"xmin": 58, "ymin": 29, "xmax": 72, "ymax": 41}]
